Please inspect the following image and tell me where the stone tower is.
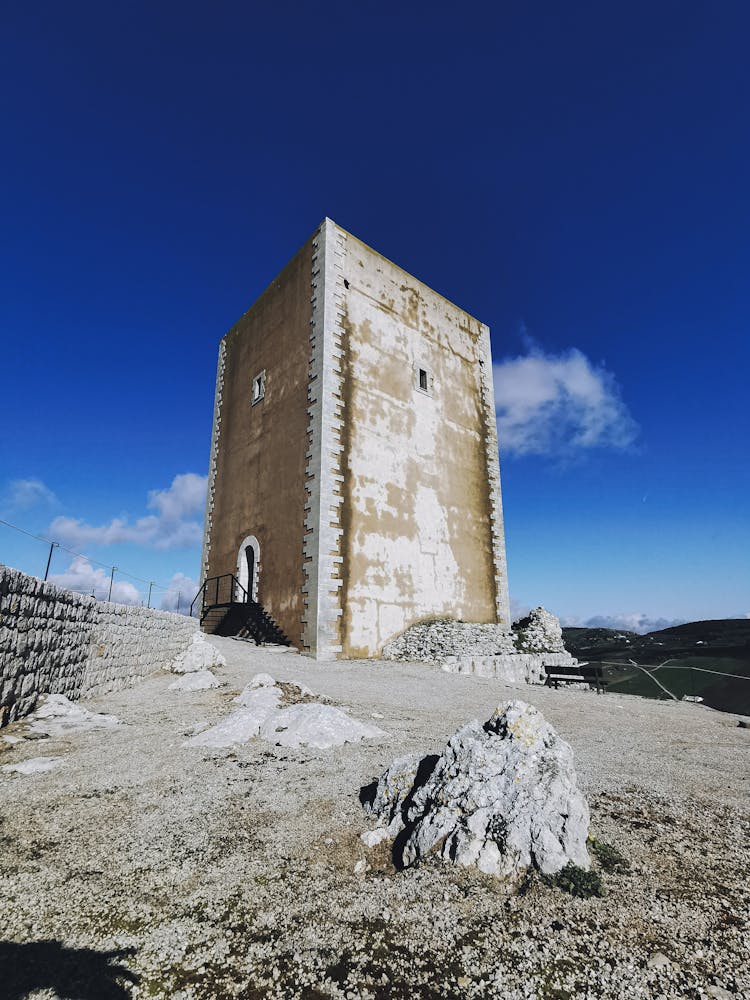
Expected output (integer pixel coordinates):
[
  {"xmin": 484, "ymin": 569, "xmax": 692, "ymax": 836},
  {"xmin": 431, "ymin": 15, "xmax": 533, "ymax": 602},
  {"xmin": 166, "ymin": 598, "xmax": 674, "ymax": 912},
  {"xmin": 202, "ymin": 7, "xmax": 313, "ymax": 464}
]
[{"xmin": 201, "ymin": 219, "xmax": 510, "ymax": 659}]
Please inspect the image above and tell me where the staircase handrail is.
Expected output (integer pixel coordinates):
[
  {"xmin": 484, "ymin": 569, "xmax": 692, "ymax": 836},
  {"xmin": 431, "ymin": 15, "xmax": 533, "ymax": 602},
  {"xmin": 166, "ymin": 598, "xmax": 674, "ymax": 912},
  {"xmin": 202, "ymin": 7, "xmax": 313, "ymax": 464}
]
[
  {"xmin": 232, "ymin": 574, "xmax": 248, "ymax": 603},
  {"xmin": 190, "ymin": 573, "xmax": 249, "ymax": 621},
  {"xmin": 189, "ymin": 580, "xmax": 205, "ymax": 618}
]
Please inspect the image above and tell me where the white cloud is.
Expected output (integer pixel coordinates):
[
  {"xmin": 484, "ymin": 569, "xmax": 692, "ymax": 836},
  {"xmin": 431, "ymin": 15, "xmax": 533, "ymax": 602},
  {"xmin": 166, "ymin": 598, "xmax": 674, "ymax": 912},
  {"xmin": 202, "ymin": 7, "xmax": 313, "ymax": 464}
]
[
  {"xmin": 510, "ymin": 597, "xmax": 531, "ymax": 623},
  {"xmin": 148, "ymin": 474, "xmax": 207, "ymax": 523},
  {"xmin": 49, "ymin": 473, "xmax": 206, "ymax": 551},
  {"xmin": 48, "ymin": 556, "xmax": 142, "ymax": 605},
  {"xmin": 493, "ymin": 345, "xmax": 638, "ymax": 457},
  {"xmin": 4, "ymin": 478, "xmax": 58, "ymax": 510},
  {"xmin": 561, "ymin": 612, "xmax": 687, "ymax": 634},
  {"xmin": 159, "ymin": 572, "xmax": 200, "ymax": 616}
]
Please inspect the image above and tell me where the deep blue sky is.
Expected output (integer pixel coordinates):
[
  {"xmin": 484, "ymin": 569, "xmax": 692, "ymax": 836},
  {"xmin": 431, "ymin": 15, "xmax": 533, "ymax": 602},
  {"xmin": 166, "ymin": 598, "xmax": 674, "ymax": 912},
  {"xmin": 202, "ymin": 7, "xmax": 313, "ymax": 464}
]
[{"xmin": 1, "ymin": 1, "xmax": 748, "ymax": 626}]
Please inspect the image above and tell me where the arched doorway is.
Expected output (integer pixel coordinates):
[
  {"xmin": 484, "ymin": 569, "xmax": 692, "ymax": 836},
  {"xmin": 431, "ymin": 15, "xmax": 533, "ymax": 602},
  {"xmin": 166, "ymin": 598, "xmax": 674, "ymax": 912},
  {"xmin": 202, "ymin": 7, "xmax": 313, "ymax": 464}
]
[{"xmin": 236, "ymin": 535, "xmax": 260, "ymax": 602}]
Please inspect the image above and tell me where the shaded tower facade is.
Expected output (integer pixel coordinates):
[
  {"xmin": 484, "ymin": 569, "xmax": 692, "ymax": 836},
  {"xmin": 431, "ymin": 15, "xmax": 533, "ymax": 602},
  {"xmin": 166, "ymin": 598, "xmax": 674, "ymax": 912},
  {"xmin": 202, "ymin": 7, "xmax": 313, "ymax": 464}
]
[{"xmin": 201, "ymin": 219, "xmax": 510, "ymax": 659}]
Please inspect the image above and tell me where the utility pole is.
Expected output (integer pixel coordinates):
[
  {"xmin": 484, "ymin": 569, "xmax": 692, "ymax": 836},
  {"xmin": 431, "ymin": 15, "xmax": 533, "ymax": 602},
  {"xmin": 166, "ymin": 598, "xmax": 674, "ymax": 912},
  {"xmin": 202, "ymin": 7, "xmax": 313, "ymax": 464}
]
[
  {"xmin": 147, "ymin": 582, "xmax": 153, "ymax": 609},
  {"xmin": 176, "ymin": 591, "xmax": 181, "ymax": 614},
  {"xmin": 108, "ymin": 566, "xmax": 116, "ymax": 602},
  {"xmin": 43, "ymin": 541, "xmax": 58, "ymax": 581}
]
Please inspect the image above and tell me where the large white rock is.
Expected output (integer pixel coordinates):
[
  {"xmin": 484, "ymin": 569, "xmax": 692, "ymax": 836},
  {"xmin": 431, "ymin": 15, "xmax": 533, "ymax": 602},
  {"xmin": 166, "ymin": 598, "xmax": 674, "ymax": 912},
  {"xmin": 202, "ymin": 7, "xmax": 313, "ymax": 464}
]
[
  {"xmin": 363, "ymin": 699, "xmax": 589, "ymax": 878},
  {"xmin": 186, "ymin": 686, "xmax": 282, "ymax": 747},
  {"xmin": 171, "ymin": 633, "xmax": 227, "ymax": 673}
]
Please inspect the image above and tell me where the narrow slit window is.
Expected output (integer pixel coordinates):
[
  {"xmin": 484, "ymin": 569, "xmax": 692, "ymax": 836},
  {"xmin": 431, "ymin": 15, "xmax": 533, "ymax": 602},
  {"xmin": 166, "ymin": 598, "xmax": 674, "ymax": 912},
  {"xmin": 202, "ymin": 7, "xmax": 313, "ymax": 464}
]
[
  {"xmin": 251, "ymin": 370, "xmax": 266, "ymax": 405},
  {"xmin": 415, "ymin": 364, "xmax": 433, "ymax": 395}
]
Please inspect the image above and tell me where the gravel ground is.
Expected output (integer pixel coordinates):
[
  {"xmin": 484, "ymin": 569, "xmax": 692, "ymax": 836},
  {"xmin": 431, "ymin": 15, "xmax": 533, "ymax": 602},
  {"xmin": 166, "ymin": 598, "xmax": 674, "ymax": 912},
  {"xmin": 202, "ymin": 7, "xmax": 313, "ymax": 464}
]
[{"xmin": 1, "ymin": 636, "xmax": 748, "ymax": 1000}]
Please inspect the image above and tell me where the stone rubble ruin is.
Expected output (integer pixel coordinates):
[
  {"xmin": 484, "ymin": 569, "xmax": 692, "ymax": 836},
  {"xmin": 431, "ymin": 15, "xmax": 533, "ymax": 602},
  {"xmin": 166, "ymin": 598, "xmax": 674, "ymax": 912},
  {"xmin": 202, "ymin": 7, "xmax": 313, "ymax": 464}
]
[
  {"xmin": 383, "ymin": 607, "xmax": 581, "ymax": 685},
  {"xmin": 382, "ymin": 619, "xmax": 518, "ymax": 661},
  {"xmin": 362, "ymin": 699, "xmax": 590, "ymax": 879},
  {"xmin": 513, "ymin": 606, "xmax": 567, "ymax": 653}
]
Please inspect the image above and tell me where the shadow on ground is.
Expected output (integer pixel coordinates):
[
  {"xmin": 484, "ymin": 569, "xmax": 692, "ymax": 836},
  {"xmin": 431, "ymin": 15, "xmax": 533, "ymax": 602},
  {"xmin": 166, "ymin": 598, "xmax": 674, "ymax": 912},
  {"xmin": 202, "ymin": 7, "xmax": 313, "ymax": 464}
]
[
  {"xmin": 0, "ymin": 940, "xmax": 138, "ymax": 999},
  {"xmin": 359, "ymin": 753, "xmax": 441, "ymax": 870}
]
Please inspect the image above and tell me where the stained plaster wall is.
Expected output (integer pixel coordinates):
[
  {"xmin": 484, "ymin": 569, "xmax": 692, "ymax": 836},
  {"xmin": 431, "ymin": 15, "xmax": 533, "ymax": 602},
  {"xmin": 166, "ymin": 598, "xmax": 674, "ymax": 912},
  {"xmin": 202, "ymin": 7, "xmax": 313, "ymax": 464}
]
[
  {"xmin": 203, "ymin": 239, "xmax": 313, "ymax": 648},
  {"xmin": 336, "ymin": 229, "xmax": 511, "ymax": 657}
]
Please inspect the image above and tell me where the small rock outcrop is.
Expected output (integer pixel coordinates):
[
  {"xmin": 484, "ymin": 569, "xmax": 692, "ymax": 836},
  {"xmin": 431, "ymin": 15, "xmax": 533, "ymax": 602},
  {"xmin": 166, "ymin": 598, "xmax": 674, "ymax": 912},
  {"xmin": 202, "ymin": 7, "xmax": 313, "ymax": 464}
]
[
  {"xmin": 186, "ymin": 674, "xmax": 386, "ymax": 750},
  {"xmin": 513, "ymin": 607, "xmax": 566, "ymax": 653},
  {"xmin": 168, "ymin": 670, "xmax": 221, "ymax": 692},
  {"xmin": 170, "ymin": 632, "xmax": 226, "ymax": 673},
  {"xmin": 26, "ymin": 695, "xmax": 121, "ymax": 737},
  {"xmin": 362, "ymin": 699, "xmax": 590, "ymax": 878}
]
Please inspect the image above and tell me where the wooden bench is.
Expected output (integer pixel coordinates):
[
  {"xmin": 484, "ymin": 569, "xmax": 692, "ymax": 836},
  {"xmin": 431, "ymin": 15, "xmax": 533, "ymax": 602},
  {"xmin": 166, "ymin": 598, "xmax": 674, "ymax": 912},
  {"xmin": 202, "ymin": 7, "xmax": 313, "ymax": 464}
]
[{"xmin": 544, "ymin": 663, "xmax": 608, "ymax": 694}]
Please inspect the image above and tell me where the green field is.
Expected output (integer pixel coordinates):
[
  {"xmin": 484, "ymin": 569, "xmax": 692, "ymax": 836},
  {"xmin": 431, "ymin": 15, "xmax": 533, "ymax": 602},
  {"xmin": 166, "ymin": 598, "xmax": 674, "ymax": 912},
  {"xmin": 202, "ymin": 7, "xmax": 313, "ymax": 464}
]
[
  {"xmin": 600, "ymin": 658, "xmax": 750, "ymax": 715},
  {"xmin": 562, "ymin": 620, "xmax": 750, "ymax": 716}
]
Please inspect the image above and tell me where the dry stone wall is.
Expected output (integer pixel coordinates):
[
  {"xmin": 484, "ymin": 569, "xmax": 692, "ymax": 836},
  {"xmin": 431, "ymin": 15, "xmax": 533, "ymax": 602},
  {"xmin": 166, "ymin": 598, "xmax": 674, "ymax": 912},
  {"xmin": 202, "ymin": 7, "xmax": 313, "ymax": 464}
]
[
  {"xmin": 0, "ymin": 566, "xmax": 198, "ymax": 726},
  {"xmin": 441, "ymin": 651, "xmax": 578, "ymax": 684}
]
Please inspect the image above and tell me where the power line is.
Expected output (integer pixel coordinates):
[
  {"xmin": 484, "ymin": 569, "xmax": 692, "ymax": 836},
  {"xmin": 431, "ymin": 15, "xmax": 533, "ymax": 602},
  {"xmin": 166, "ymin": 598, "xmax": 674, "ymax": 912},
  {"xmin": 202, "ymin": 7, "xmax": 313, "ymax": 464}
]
[
  {"xmin": 0, "ymin": 516, "xmax": 180, "ymax": 594},
  {"xmin": 598, "ymin": 659, "xmax": 750, "ymax": 683},
  {"xmin": 683, "ymin": 665, "xmax": 750, "ymax": 682}
]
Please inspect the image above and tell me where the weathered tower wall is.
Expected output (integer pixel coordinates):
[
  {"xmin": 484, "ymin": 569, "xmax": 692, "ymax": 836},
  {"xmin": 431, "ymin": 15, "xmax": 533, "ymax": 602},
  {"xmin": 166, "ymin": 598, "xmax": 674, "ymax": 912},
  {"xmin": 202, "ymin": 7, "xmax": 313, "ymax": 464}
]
[
  {"xmin": 202, "ymin": 238, "xmax": 313, "ymax": 649},
  {"xmin": 201, "ymin": 218, "xmax": 510, "ymax": 659},
  {"xmin": 335, "ymin": 232, "xmax": 510, "ymax": 657}
]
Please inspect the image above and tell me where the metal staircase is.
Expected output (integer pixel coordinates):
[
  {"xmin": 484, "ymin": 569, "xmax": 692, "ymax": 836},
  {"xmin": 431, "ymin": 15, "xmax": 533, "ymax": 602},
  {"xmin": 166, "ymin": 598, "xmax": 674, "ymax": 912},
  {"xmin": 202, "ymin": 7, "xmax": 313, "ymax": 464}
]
[{"xmin": 190, "ymin": 574, "xmax": 290, "ymax": 646}]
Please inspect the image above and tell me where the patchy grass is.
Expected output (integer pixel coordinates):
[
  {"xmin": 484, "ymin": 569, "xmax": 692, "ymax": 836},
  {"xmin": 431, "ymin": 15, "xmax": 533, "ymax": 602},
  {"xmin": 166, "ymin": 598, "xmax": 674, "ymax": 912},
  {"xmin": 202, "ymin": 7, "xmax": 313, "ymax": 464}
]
[
  {"xmin": 590, "ymin": 838, "xmax": 630, "ymax": 874},
  {"xmin": 543, "ymin": 863, "xmax": 604, "ymax": 898}
]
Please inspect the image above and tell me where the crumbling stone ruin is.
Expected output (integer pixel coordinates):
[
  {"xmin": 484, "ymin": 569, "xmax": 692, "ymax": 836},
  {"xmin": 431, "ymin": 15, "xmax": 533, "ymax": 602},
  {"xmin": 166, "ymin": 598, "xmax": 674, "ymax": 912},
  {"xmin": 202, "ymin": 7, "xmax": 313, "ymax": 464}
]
[
  {"xmin": 382, "ymin": 606, "xmax": 580, "ymax": 684},
  {"xmin": 514, "ymin": 606, "xmax": 567, "ymax": 653},
  {"xmin": 382, "ymin": 619, "xmax": 518, "ymax": 661}
]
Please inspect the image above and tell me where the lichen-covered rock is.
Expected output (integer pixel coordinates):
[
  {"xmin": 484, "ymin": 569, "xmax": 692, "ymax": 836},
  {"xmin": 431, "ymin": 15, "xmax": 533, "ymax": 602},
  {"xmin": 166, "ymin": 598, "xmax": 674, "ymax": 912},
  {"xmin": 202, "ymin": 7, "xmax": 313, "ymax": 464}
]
[
  {"xmin": 382, "ymin": 619, "xmax": 517, "ymax": 662},
  {"xmin": 513, "ymin": 607, "xmax": 566, "ymax": 654},
  {"xmin": 361, "ymin": 753, "xmax": 440, "ymax": 847},
  {"xmin": 365, "ymin": 753, "xmax": 425, "ymax": 826},
  {"xmin": 363, "ymin": 699, "xmax": 590, "ymax": 878}
]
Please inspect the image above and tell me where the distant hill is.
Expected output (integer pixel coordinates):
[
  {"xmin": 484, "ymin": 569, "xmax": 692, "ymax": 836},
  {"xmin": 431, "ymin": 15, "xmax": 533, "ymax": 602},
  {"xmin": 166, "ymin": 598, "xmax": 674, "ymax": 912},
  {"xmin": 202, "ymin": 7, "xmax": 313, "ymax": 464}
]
[{"xmin": 562, "ymin": 619, "xmax": 750, "ymax": 716}]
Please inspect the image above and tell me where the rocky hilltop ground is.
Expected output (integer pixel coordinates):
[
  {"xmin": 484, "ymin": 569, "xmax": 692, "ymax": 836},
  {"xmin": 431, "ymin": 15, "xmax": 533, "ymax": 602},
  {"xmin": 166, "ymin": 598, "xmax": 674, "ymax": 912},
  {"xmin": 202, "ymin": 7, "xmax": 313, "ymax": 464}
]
[{"xmin": 1, "ymin": 636, "xmax": 748, "ymax": 999}]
